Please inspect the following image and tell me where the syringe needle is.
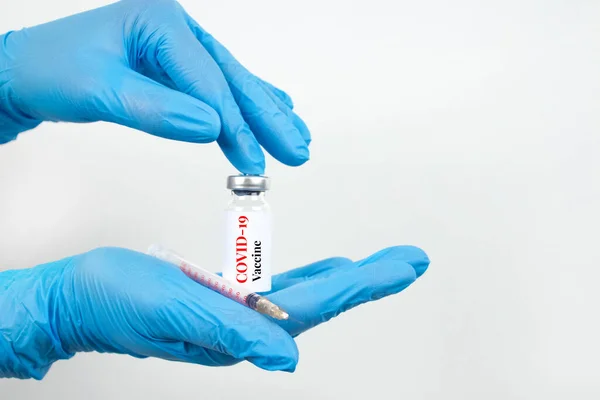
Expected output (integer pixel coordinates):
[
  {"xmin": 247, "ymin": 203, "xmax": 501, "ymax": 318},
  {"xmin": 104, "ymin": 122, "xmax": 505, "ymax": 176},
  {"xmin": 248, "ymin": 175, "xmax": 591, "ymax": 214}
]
[{"xmin": 254, "ymin": 296, "xmax": 289, "ymax": 320}]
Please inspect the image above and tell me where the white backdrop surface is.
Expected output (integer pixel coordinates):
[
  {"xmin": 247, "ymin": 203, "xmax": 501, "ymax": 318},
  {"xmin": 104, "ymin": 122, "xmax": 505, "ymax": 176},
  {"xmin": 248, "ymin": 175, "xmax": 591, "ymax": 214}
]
[{"xmin": 1, "ymin": 1, "xmax": 599, "ymax": 399}]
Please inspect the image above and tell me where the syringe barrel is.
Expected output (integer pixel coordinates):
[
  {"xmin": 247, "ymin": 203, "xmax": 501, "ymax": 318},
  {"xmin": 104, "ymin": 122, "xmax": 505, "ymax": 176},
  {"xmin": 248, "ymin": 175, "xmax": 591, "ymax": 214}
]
[{"xmin": 148, "ymin": 245, "xmax": 253, "ymax": 307}]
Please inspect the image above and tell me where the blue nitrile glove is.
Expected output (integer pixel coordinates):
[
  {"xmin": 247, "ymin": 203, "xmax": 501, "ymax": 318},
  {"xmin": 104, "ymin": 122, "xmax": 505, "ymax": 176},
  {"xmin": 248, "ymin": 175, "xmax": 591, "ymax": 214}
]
[
  {"xmin": 0, "ymin": 246, "xmax": 428, "ymax": 379},
  {"xmin": 0, "ymin": 0, "xmax": 310, "ymax": 173}
]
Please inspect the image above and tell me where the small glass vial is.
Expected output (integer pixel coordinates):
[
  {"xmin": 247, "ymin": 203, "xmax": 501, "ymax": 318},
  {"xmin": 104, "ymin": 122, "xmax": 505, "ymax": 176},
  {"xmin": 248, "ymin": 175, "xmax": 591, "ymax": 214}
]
[{"xmin": 223, "ymin": 175, "xmax": 272, "ymax": 293}]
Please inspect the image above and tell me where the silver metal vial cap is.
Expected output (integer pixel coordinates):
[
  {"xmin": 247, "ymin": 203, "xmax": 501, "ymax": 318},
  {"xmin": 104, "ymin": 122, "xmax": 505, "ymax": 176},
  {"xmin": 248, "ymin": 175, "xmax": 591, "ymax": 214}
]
[{"xmin": 226, "ymin": 175, "xmax": 271, "ymax": 192}]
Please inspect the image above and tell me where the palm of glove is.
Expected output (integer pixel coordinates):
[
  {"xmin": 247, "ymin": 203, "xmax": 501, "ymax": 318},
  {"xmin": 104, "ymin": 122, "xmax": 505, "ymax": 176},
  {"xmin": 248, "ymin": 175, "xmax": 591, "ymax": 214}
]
[{"xmin": 55, "ymin": 246, "xmax": 428, "ymax": 372}]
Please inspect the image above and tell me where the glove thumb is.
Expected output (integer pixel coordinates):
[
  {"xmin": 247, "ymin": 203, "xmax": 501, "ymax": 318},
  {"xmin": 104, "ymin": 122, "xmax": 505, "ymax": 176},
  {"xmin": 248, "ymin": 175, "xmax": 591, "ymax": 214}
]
[{"xmin": 97, "ymin": 70, "xmax": 221, "ymax": 143}]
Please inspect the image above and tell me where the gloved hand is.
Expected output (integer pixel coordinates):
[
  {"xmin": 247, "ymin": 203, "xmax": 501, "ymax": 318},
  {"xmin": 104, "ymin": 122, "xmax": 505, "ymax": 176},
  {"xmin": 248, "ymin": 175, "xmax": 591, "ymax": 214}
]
[
  {"xmin": 0, "ymin": 246, "xmax": 428, "ymax": 379},
  {"xmin": 0, "ymin": 0, "xmax": 310, "ymax": 173}
]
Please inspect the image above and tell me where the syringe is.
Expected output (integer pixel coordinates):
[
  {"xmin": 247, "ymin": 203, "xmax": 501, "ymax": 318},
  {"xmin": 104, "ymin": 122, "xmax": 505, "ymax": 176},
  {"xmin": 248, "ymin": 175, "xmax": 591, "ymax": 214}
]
[{"xmin": 147, "ymin": 244, "xmax": 289, "ymax": 320}]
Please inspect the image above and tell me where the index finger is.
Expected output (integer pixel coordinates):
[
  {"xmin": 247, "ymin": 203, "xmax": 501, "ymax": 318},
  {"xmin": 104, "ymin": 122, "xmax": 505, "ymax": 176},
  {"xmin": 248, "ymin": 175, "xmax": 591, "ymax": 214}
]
[
  {"xmin": 155, "ymin": 22, "xmax": 265, "ymax": 174},
  {"xmin": 184, "ymin": 14, "xmax": 311, "ymax": 166}
]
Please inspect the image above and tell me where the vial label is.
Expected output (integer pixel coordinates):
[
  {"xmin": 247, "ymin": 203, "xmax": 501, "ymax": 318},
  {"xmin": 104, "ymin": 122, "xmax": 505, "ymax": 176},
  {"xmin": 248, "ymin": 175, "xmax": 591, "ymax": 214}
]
[{"xmin": 223, "ymin": 211, "xmax": 272, "ymax": 293}]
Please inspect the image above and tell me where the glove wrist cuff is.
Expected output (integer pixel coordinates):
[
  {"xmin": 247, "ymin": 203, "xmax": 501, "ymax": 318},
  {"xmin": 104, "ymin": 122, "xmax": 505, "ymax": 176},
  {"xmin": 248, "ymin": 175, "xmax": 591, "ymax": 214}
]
[
  {"xmin": 0, "ymin": 260, "xmax": 75, "ymax": 379},
  {"xmin": 0, "ymin": 31, "xmax": 42, "ymax": 143}
]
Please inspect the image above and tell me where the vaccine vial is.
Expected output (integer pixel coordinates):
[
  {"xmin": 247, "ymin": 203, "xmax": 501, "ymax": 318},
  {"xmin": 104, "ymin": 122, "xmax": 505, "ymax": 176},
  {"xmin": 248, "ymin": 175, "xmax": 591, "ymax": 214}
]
[{"xmin": 223, "ymin": 175, "xmax": 272, "ymax": 293}]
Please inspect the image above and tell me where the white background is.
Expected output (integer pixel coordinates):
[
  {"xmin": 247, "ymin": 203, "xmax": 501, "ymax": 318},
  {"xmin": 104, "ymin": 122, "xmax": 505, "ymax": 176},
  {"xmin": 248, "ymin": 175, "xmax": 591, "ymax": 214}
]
[{"xmin": 1, "ymin": 0, "xmax": 600, "ymax": 398}]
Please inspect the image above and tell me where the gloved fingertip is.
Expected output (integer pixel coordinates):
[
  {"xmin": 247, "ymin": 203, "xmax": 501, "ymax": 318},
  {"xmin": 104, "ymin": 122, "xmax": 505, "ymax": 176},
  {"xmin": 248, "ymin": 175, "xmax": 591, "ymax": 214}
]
[
  {"xmin": 412, "ymin": 255, "xmax": 430, "ymax": 278},
  {"xmin": 361, "ymin": 260, "xmax": 417, "ymax": 302},
  {"xmin": 391, "ymin": 246, "xmax": 430, "ymax": 278},
  {"xmin": 277, "ymin": 90, "xmax": 294, "ymax": 110},
  {"xmin": 357, "ymin": 245, "xmax": 430, "ymax": 278},
  {"xmin": 220, "ymin": 125, "xmax": 266, "ymax": 174},
  {"xmin": 233, "ymin": 144, "xmax": 265, "ymax": 175},
  {"xmin": 244, "ymin": 326, "xmax": 299, "ymax": 372},
  {"xmin": 186, "ymin": 105, "xmax": 221, "ymax": 143},
  {"xmin": 238, "ymin": 162, "xmax": 265, "ymax": 176},
  {"xmin": 283, "ymin": 359, "xmax": 298, "ymax": 373},
  {"xmin": 285, "ymin": 145, "xmax": 310, "ymax": 167},
  {"xmin": 296, "ymin": 145, "xmax": 311, "ymax": 164},
  {"xmin": 292, "ymin": 114, "xmax": 312, "ymax": 145},
  {"xmin": 249, "ymin": 342, "xmax": 299, "ymax": 372},
  {"xmin": 249, "ymin": 353, "xmax": 298, "ymax": 373},
  {"xmin": 224, "ymin": 153, "xmax": 265, "ymax": 175}
]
